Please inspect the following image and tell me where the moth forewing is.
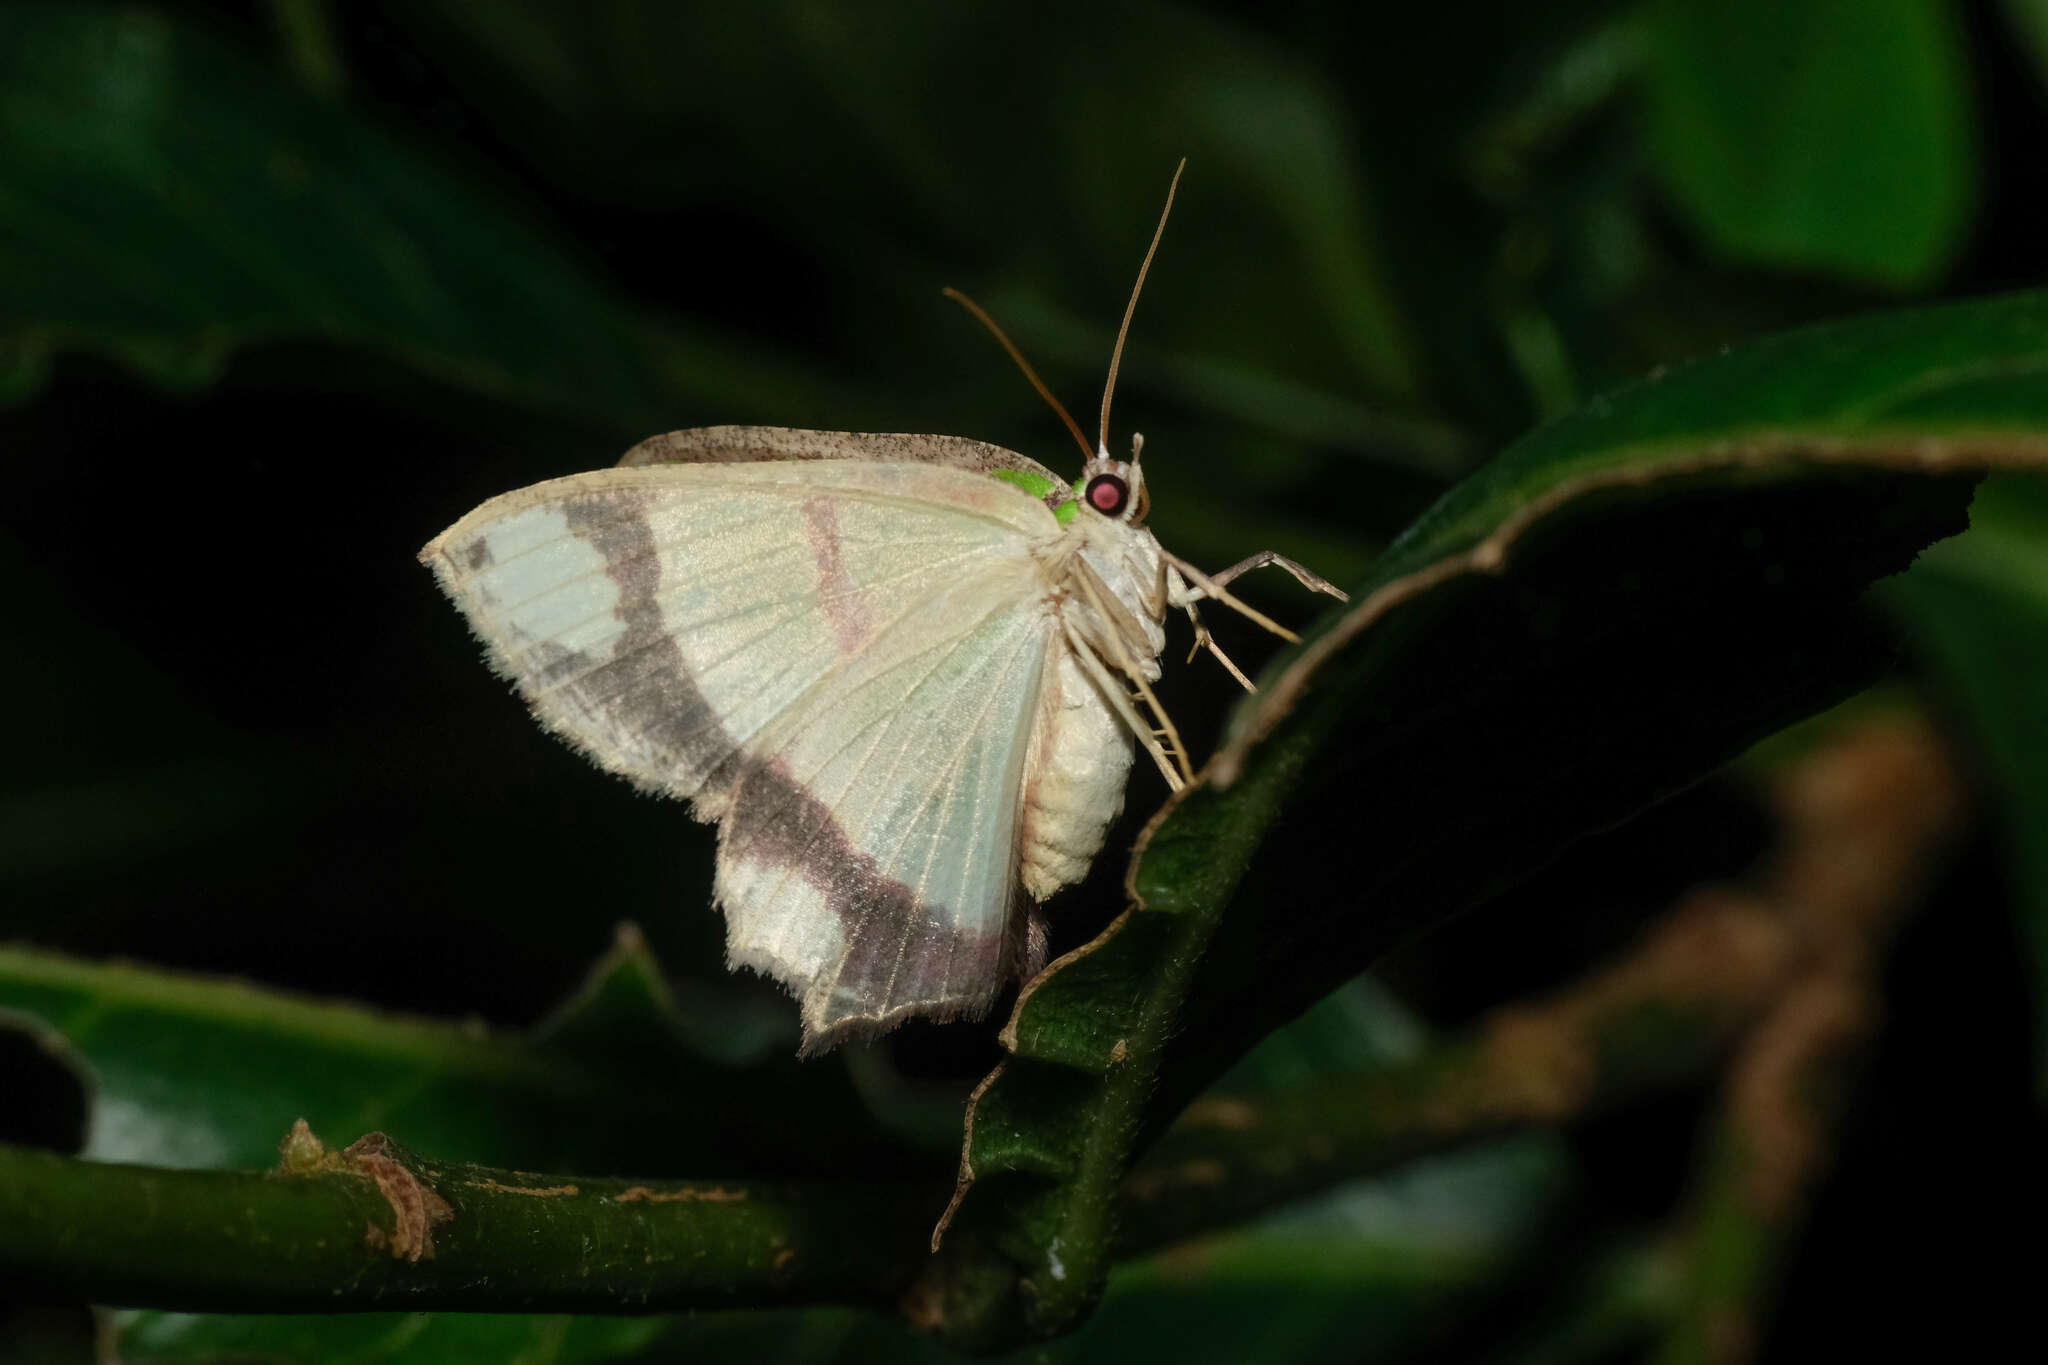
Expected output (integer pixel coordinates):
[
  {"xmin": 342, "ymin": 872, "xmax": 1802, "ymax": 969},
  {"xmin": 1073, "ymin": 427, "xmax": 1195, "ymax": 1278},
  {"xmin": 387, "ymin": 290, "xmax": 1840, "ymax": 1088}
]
[{"xmin": 615, "ymin": 425, "xmax": 1070, "ymax": 508}]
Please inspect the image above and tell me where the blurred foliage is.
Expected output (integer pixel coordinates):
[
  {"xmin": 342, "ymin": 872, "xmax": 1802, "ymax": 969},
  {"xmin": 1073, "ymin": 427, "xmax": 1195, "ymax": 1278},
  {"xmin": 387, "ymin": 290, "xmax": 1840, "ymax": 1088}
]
[
  {"xmin": 2, "ymin": 0, "xmax": 2045, "ymax": 1361},
  {"xmin": 1644, "ymin": 0, "xmax": 1978, "ymax": 289},
  {"xmin": 942, "ymin": 290, "xmax": 2044, "ymax": 1340},
  {"xmin": 1884, "ymin": 472, "xmax": 2048, "ymax": 1083}
]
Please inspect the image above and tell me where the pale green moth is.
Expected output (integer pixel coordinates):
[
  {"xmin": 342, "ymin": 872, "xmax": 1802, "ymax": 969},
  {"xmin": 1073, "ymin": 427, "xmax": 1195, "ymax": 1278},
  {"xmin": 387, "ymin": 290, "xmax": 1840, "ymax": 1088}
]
[{"xmin": 419, "ymin": 166, "xmax": 1340, "ymax": 1052}]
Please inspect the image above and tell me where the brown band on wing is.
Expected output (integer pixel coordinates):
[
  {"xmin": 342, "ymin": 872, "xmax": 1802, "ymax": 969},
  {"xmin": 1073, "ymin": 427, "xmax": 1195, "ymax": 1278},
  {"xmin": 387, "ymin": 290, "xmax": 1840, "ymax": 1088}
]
[
  {"xmin": 554, "ymin": 493, "xmax": 744, "ymax": 801},
  {"xmin": 719, "ymin": 758, "xmax": 1010, "ymax": 1052}
]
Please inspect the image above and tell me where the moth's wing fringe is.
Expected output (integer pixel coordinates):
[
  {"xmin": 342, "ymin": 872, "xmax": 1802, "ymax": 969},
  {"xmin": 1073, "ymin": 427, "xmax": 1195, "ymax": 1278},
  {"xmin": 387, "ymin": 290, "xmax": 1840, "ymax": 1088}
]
[{"xmin": 418, "ymin": 542, "xmax": 727, "ymax": 813}]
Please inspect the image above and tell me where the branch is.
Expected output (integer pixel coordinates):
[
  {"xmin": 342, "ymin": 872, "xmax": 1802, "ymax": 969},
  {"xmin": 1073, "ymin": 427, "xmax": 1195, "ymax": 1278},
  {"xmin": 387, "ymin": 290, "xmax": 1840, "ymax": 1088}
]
[
  {"xmin": 0, "ymin": 717, "xmax": 1965, "ymax": 1341},
  {"xmin": 1119, "ymin": 714, "xmax": 1964, "ymax": 1262},
  {"xmin": 1119, "ymin": 888, "xmax": 1792, "ymax": 1255},
  {"xmin": 1656, "ymin": 716, "xmax": 1966, "ymax": 1364},
  {"xmin": 1, "ymin": 1123, "xmax": 937, "ymax": 1313}
]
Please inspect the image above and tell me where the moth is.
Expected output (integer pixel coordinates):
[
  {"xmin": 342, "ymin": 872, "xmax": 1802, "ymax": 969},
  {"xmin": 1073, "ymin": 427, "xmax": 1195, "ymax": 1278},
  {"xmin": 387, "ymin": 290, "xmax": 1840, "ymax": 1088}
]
[{"xmin": 420, "ymin": 166, "xmax": 1340, "ymax": 1051}]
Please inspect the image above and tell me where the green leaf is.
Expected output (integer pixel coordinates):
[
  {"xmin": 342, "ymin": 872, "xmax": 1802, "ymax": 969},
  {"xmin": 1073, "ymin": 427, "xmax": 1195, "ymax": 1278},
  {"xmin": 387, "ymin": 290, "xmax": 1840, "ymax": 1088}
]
[
  {"xmin": 699, "ymin": 978, "xmax": 1561, "ymax": 1361},
  {"xmin": 0, "ymin": 939, "xmax": 924, "ymax": 1364},
  {"xmin": 1644, "ymin": 0, "xmax": 1977, "ymax": 289},
  {"xmin": 0, "ymin": 938, "xmax": 906, "ymax": 1177},
  {"xmin": 386, "ymin": 0, "xmax": 1429, "ymax": 410},
  {"xmin": 0, "ymin": 4, "xmax": 817, "ymax": 426},
  {"xmin": 1051, "ymin": 1136, "xmax": 1568, "ymax": 1365},
  {"xmin": 663, "ymin": 1139, "xmax": 1568, "ymax": 1365},
  {"xmin": 533, "ymin": 923, "xmax": 795, "ymax": 1071},
  {"xmin": 1883, "ymin": 472, "xmax": 2048, "ymax": 1095},
  {"xmin": 940, "ymin": 290, "xmax": 2048, "ymax": 1340},
  {"xmin": 1210, "ymin": 976, "xmax": 1430, "ymax": 1093}
]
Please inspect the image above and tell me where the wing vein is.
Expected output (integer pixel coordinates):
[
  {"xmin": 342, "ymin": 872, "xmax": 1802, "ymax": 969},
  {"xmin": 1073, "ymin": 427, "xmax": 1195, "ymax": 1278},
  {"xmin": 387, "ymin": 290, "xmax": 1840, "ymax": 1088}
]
[
  {"xmin": 475, "ymin": 528, "xmax": 1003, "ymax": 620},
  {"xmin": 868, "ymin": 618, "xmax": 1043, "ymax": 1011},
  {"xmin": 735, "ymin": 591, "xmax": 1044, "ymax": 1020}
]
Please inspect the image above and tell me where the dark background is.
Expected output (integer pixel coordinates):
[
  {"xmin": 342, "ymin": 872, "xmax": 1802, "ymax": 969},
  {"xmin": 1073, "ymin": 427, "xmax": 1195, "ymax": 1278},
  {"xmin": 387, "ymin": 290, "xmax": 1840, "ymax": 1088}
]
[{"xmin": 3, "ymin": 1, "xmax": 2045, "ymax": 1360}]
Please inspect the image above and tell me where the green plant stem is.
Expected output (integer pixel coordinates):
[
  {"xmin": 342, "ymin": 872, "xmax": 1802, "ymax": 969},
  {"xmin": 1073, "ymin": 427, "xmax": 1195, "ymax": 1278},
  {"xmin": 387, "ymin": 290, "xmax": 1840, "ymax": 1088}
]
[
  {"xmin": 1654, "ymin": 977, "xmax": 1875, "ymax": 1365},
  {"xmin": 0, "ymin": 719, "xmax": 1962, "ymax": 1331},
  {"xmin": 0, "ymin": 905, "xmax": 1775, "ymax": 1328},
  {"xmin": 0, "ymin": 1136, "xmax": 934, "ymax": 1313}
]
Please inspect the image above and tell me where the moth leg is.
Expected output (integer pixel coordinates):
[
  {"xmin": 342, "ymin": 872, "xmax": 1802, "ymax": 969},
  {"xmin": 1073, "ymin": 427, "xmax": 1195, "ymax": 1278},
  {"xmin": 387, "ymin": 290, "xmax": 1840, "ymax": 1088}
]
[
  {"xmin": 1119, "ymin": 663, "xmax": 1193, "ymax": 785},
  {"xmin": 1206, "ymin": 550, "xmax": 1348, "ymax": 600},
  {"xmin": 1067, "ymin": 566, "xmax": 1194, "ymax": 787},
  {"xmin": 1081, "ymin": 560, "xmax": 1196, "ymax": 769},
  {"xmin": 1161, "ymin": 550, "xmax": 1301, "ymax": 644},
  {"xmin": 1169, "ymin": 565, "xmax": 1261, "ymax": 691},
  {"xmin": 1201, "ymin": 631, "xmax": 1256, "ymax": 691},
  {"xmin": 1065, "ymin": 623, "xmax": 1187, "ymax": 790},
  {"xmin": 1184, "ymin": 603, "xmax": 1257, "ymax": 690}
]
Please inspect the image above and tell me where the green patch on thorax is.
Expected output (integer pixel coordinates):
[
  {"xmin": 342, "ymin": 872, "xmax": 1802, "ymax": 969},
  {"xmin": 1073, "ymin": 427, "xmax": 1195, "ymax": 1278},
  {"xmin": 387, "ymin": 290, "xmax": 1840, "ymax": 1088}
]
[{"xmin": 988, "ymin": 468, "xmax": 1082, "ymax": 524}]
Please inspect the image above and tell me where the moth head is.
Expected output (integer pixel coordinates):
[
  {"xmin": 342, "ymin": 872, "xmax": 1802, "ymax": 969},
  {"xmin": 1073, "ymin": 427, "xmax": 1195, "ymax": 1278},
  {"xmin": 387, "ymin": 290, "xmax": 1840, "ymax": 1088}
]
[
  {"xmin": 1080, "ymin": 433, "xmax": 1150, "ymax": 526},
  {"xmin": 942, "ymin": 159, "xmax": 1180, "ymax": 535}
]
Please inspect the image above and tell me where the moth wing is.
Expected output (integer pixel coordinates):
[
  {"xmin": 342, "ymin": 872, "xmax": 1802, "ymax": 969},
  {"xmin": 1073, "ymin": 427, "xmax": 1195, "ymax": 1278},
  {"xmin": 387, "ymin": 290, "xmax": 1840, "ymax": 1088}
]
[
  {"xmin": 421, "ymin": 458, "xmax": 1061, "ymax": 1049},
  {"xmin": 716, "ymin": 558, "xmax": 1056, "ymax": 1049},
  {"xmin": 619, "ymin": 426, "xmax": 1072, "ymax": 512}
]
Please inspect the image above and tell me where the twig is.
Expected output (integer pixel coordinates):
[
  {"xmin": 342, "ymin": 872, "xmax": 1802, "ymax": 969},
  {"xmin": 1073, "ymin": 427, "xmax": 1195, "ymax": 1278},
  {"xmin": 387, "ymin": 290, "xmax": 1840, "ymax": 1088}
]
[
  {"xmin": 1, "ymin": 1124, "xmax": 936, "ymax": 1314},
  {"xmin": 1119, "ymin": 889, "xmax": 1793, "ymax": 1255},
  {"xmin": 1120, "ymin": 714, "xmax": 1964, "ymax": 1264},
  {"xmin": 0, "ymin": 718, "xmax": 1966, "ymax": 1345},
  {"xmin": 1656, "ymin": 717, "xmax": 1965, "ymax": 1365}
]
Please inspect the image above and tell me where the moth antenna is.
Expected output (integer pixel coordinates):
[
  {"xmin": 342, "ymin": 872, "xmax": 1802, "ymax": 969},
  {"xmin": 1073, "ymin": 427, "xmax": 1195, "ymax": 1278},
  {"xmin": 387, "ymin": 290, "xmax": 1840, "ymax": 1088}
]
[
  {"xmin": 942, "ymin": 286, "xmax": 1093, "ymax": 463},
  {"xmin": 1099, "ymin": 158, "xmax": 1186, "ymax": 457},
  {"xmin": 1130, "ymin": 432, "xmax": 1146, "ymax": 464}
]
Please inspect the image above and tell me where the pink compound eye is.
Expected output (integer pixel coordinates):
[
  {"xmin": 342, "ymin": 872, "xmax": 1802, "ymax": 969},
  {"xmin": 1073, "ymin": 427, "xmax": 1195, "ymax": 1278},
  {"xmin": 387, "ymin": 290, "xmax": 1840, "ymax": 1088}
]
[{"xmin": 1085, "ymin": 473, "xmax": 1129, "ymax": 516}]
